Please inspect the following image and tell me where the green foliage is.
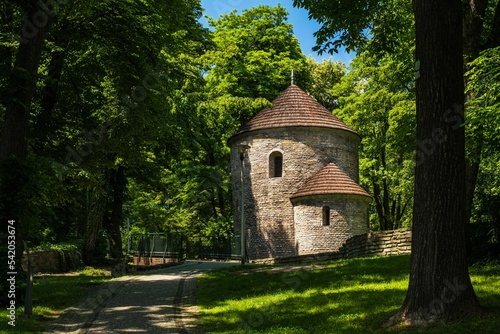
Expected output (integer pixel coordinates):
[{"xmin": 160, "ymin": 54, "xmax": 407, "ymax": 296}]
[
  {"xmin": 305, "ymin": 56, "xmax": 346, "ymax": 110},
  {"xmin": 293, "ymin": 0, "xmax": 414, "ymax": 56},
  {"xmin": 293, "ymin": 0, "xmax": 500, "ymax": 234},
  {"xmin": 466, "ymin": 46, "xmax": 500, "ymax": 158},
  {"xmin": 471, "ymin": 154, "xmax": 500, "ymax": 226},
  {"xmin": 0, "ymin": 0, "xmax": 211, "ymax": 263},
  {"xmin": 32, "ymin": 240, "xmax": 82, "ymax": 252},
  {"xmin": 203, "ymin": 5, "xmax": 309, "ymax": 100},
  {"xmin": 124, "ymin": 5, "xmax": 310, "ymax": 252},
  {"xmin": 466, "ymin": 46, "xmax": 500, "ymax": 228},
  {"xmin": 79, "ymin": 266, "xmax": 110, "ymax": 276},
  {"xmin": 333, "ymin": 51, "xmax": 415, "ymax": 230}
]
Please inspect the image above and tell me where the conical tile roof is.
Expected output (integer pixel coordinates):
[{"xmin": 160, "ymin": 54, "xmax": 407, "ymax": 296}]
[
  {"xmin": 290, "ymin": 163, "xmax": 371, "ymax": 200},
  {"xmin": 232, "ymin": 84, "xmax": 359, "ymax": 137}
]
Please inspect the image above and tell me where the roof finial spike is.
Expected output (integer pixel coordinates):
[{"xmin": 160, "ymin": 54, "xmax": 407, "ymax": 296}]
[{"xmin": 291, "ymin": 69, "xmax": 295, "ymax": 85}]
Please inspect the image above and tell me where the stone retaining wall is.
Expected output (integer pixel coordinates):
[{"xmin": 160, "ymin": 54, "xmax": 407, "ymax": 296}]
[
  {"xmin": 22, "ymin": 249, "xmax": 83, "ymax": 273},
  {"xmin": 344, "ymin": 228, "xmax": 412, "ymax": 258},
  {"xmin": 254, "ymin": 228, "xmax": 412, "ymax": 264}
]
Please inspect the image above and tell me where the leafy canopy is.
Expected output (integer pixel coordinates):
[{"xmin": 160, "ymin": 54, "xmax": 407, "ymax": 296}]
[{"xmin": 203, "ymin": 5, "xmax": 309, "ymax": 100}]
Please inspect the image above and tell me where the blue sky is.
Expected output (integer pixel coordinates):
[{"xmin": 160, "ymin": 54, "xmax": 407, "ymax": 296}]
[{"xmin": 199, "ymin": 0, "xmax": 354, "ymax": 65}]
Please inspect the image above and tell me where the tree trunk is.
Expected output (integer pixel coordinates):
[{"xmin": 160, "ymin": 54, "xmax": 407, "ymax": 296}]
[
  {"xmin": 397, "ymin": 196, "xmax": 412, "ymax": 227},
  {"xmin": 483, "ymin": 0, "xmax": 500, "ymax": 50},
  {"xmin": 218, "ymin": 189, "xmax": 226, "ymax": 217},
  {"xmin": 390, "ymin": 0, "xmax": 480, "ymax": 325},
  {"xmin": 210, "ymin": 188, "xmax": 218, "ymax": 219},
  {"xmin": 465, "ymin": 157, "xmax": 481, "ymax": 224},
  {"xmin": 103, "ymin": 166, "xmax": 126, "ymax": 260},
  {"xmin": 391, "ymin": 197, "xmax": 398, "ymax": 229},
  {"xmin": 33, "ymin": 32, "xmax": 68, "ymax": 152},
  {"xmin": 395, "ymin": 198, "xmax": 401, "ymax": 229},
  {"xmin": 372, "ymin": 181, "xmax": 386, "ymax": 230},
  {"xmin": 0, "ymin": 2, "xmax": 51, "ymax": 305},
  {"xmin": 83, "ymin": 189, "xmax": 106, "ymax": 264},
  {"xmin": 383, "ymin": 177, "xmax": 394, "ymax": 230},
  {"xmin": 463, "ymin": 0, "xmax": 487, "ymax": 61},
  {"xmin": 462, "ymin": 0, "xmax": 488, "ymax": 226},
  {"xmin": 462, "ymin": 0, "xmax": 500, "ymax": 226},
  {"xmin": 0, "ymin": 4, "xmax": 15, "ymax": 98},
  {"xmin": 0, "ymin": 3, "xmax": 50, "ymax": 158}
]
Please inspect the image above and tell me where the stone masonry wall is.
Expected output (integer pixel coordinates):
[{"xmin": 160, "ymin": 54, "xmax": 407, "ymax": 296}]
[
  {"xmin": 293, "ymin": 196, "xmax": 370, "ymax": 255},
  {"xmin": 343, "ymin": 228, "xmax": 412, "ymax": 258},
  {"xmin": 253, "ymin": 228, "xmax": 412, "ymax": 264},
  {"xmin": 22, "ymin": 249, "xmax": 83, "ymax": 273},
  {"xmin": 230, "ymin": 127, "xmax": 360, "ymax": 260}
]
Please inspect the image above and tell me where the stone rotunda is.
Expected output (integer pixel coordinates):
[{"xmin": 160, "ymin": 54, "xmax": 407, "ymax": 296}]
[{"xmin": 228, "ymin": 84, "xmax": 372, "ymax": 261}]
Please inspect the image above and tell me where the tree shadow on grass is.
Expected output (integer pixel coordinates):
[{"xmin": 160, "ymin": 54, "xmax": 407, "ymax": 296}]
[
  {"xmin": 198, "ymin": 256, "xmax": 412, "ymax": 333},
  {"xmin": 201, "ymin": 287, "xmax": 406, "ymax": 333},
  {"xmin": 199, "ymin": 255, "xmax": 500, "ymax": 333},
  {"xmin": 199, "ymin": 256, "xmax": 411, "ymax": 303}
]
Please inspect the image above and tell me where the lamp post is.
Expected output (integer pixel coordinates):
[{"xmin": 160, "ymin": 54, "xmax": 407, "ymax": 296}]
[{"xmin": 237, "ymin": 144, "xmax": 250, "ymax": 265}]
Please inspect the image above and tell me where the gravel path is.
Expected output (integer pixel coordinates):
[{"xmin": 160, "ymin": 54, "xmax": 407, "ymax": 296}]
[{"xmin": 45, "ymin": 261, "xmax": 238, "ymax": 334}]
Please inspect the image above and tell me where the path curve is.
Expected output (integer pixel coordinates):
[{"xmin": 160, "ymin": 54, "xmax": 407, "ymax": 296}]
[{"xmin": 45, "ymin": 260, "xmax": 238, "ymax": 334}]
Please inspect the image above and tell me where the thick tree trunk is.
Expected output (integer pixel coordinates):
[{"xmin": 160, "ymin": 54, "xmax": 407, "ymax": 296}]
[
  {"xmin": 0, "ymin": 3, "xmax": 50, "ymax": 158},
  {"xmin": 0, "ymin": 2, "xmax": 51, "ymax": 305},
  {"xmin": 0, "ymin": 5, "xmax": 15, "ymax": 98},
  {"xmin": 390, "ymin": 0, "xmax": 481, "ymax": 325}
]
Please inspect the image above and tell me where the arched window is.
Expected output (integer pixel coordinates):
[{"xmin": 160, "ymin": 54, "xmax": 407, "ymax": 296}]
[
  {"xmin": 269, "ymin": 151, "xmax": 283, "ymax": 178},
  {"xmin": 322, "ymin": 206, "xmax": 330, "ymax": 226}
]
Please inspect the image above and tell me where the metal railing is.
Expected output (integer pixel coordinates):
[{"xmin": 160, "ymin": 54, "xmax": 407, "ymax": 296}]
[
  {"xmin": 128, "ymin": 233, "xmax": 241, "ymax": 261},
  {"xmin": 128, "ymin": 233, "xmax": 183, "ymax": 262}
]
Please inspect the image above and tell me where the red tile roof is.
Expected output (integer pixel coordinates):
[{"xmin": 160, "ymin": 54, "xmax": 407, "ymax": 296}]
[
  {"xmin": 290, "ymin": 163, "xmax": 371, "ymax": 200},
  {"xmin": 233, "ymin": 84, "xmax": 358, "ymax": 137}
]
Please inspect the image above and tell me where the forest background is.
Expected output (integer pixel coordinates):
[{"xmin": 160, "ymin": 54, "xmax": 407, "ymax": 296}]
[{"xmin": 0, "ymin": 0, "xmax": 498, "ymax": 283}]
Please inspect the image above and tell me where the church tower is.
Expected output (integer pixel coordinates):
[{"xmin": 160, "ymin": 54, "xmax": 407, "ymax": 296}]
[{"xmin": 228, "ymin": 84, "xmax": 371, "ymax": 261}]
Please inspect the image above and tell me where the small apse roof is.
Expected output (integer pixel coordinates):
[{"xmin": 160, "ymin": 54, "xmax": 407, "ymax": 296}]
[
  {"xmin": 290, "ymin": 163, "xmax": 371, "ymax": 201},
  {"xmin": 231, "ymin": 84, "xmax": 359, "ymax": 139}
]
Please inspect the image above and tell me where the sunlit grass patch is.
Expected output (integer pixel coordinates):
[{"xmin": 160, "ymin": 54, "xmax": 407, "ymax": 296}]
[
  {"xmin": 198, "ymin": 256, "xmax": 410, "ymax": 333},
  {"xmin": 469, "ymin": 261, "xmax": 500, "ymax": 308},
  {"xmin": 0, "ymin": 267, "xmax": 112, "ymax": 333},
  {"xmin": 198, "ymin": 255, "xmax": 500, "ymax": 333}
]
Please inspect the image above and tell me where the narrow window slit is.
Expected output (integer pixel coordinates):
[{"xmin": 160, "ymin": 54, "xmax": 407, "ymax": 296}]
[{"xmin": 323, "ymin": 206, "xmax": 330, "ymax": 226}]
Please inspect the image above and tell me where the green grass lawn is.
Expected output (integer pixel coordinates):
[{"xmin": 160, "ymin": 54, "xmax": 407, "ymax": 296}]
[
  {"xmin": 197, "ymin": 255, "xmax": 500, "ymax": 333},
  {"xmin": 0, "ymin": 267, "xmax": 112, "ymax": 333}
]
